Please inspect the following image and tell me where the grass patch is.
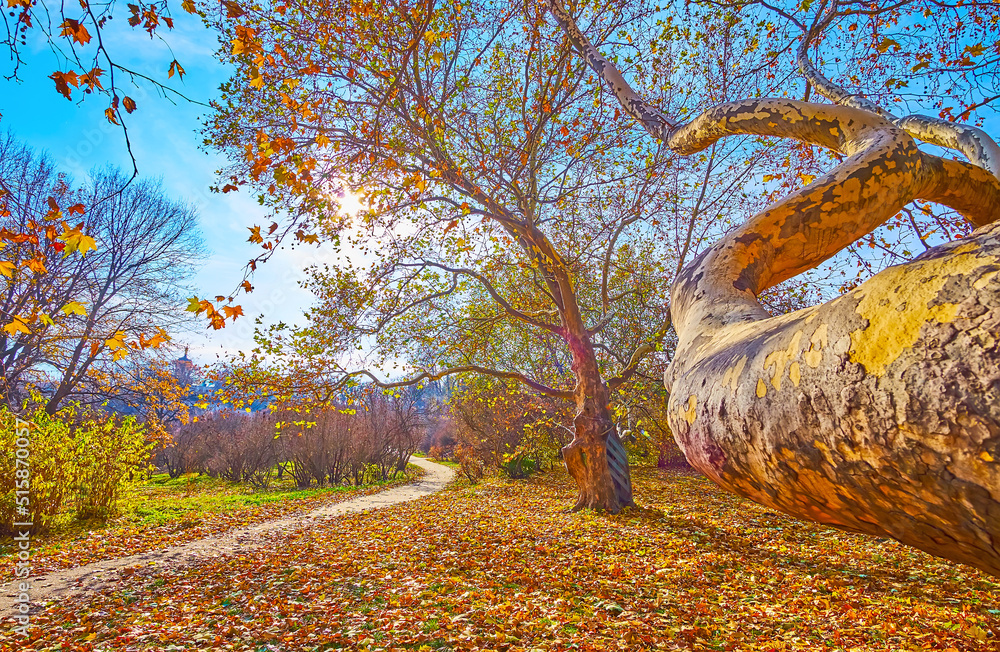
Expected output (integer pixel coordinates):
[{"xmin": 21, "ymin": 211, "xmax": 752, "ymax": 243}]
[
  {"xmin": 130, "ymin": 472, "xmax": 401, "ymax": 527},
  {"xmin": 0, "ymin": 463, "xmax": 423, "ymax": 574}
]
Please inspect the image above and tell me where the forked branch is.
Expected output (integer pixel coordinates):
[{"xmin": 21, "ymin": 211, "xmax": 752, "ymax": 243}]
[
  {"xmin": 344, "ymin": 365, "xmax": 574, "ymax": 399},
  {"xmin": 793, "ymin": 13, "xmax": 1000, "ymax": 180}
]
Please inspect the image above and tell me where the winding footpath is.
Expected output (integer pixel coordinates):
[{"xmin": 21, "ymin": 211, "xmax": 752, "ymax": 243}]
[{"xmin": 0, "ymin": 456, "xmax": 453, "ymax": 611}]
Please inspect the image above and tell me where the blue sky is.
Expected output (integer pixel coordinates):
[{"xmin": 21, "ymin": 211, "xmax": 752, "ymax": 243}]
[{"xmin": 0, "ymin": 16, "xmax": 322, "ymax": 362}]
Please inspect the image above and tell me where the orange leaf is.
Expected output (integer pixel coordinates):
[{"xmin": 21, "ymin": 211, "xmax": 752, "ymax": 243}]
[
  {"xmin": 168, "ymin": 60, "xmax": 185, "ymax": 79},
  {"xmin": 49, "ymin": 71, "xmax": 79, "ymax": 100},
  {"xmin": 59, "ymin": 18, "xmax": 92, "ymax": 45}
]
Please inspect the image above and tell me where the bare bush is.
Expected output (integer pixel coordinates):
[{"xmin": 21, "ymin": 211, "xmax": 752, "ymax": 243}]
[{"xmin": 167, "ymin": 388, "xmax": 424, "ymax": 490}]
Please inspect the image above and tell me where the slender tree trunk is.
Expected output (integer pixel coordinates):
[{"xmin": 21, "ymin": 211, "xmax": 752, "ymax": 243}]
[{"xmin": 562, "ymin": 330, "xmax": 634, "ymax": 512}]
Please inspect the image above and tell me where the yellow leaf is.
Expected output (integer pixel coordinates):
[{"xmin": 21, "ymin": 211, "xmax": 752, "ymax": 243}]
[
  {"xmin": 39, "ymin": 314, "xmax": 55, "ymax": 327},
  {"xmin": 3, "ymin": 318, "xmax": 30, "ymax": 336},
  {"xmin": 76, "ymin": 234, "xmax": 97, "ymax": 255},
  {"xmin": 0, "ymin": 261, "xmax": 14, "ymax": 277},
  {"xmin": 877, "ymin": 38, "xmax": 900, "ymax": 53},
  {"xmin": 981, "ymin": 451, "xmax": 995, "ymax": 462},
  {"xmin": 58, "ymin": 226, "xmax": 98, "ymax": 256},
  {"xmin": 62, "ymin": 301, "xmax": 87, "ymax": 316},
  {"xmin": 105, "ymin": 330, "xmax": 127, "ymax": 350}
]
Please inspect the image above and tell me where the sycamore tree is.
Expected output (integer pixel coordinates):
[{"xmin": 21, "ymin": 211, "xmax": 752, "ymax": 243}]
[
  {"xmin": 201, "ymin": 0, "xmax": 799, "ymax": 511},
  {"xmin": 548, "ymin": 0, "xmax": 1000, "ymax": 576}
]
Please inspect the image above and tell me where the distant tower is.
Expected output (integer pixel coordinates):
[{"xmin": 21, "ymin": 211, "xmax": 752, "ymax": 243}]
[
  {"xmin": 174, "ymin": 346, "xmax": 195, "ymax": 385},
  {"xmin": 177, "ymin": 346, "xmax": 193, "ymax": 371}
]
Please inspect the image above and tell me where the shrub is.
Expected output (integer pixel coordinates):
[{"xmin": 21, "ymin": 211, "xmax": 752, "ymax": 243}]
[
  {"xmin": 0, "ymin": 406, "xmax": 75, "ymax": 532},
  {"xmin": 449, "ymin": 378, "xmax": 566, "ymax": 479},
  {"xmin": 0, "ymin": 402, "xmax": 154, "ymax": 533},
  {"xmin": 194, "ymin": 412, "xmax": 278, "ymax": 488},
  {"xmin": 454, "ymin": 444, "xmax": 484, "ymax": 484},
  {"xmin": 427, "ymin": 445, "xmax": 450, "ymax": 462},
  {"xmin": 157, "ymin": 423, "xmax": 210, "ymax": 479},
  {"xmin": 175, "ymin": 389, "xmax": 423, "ymax": 491},
  {"xmin": 71, "ymin": 412, "xmax": 152, "ymax": 521}
]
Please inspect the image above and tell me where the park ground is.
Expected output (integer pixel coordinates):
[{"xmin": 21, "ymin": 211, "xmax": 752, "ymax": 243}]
[
  {"xmin": 4, "ymin": 464, "xmax": 1000, "ymax": 651},
  {"xmin": 0, "ymin": 466, "xmax": 424, "ymax": 578}
]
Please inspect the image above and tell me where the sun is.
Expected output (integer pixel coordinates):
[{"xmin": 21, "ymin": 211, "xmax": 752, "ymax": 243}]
[{"xmin": 335, "ymin": 186, "xmax": 366, "ymax": 216}]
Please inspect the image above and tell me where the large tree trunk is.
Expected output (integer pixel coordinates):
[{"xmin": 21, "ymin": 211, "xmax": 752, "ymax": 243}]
[
  {"xmin": 667, "ymin": 222, "xmax": 1000, "ymax": 576},
  {"xmin": 561, "ymin": 330, "xmax": 634, "ymax": 513},
  {"xmin": 660, "ymin": 102, "xmax": 1000, "ymax": 576}
]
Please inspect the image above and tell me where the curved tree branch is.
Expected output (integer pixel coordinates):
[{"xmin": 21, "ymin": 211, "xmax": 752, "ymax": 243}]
[
  {"xmin": 399, "ymin": 261, "xmax": 563, "ymax": 334},
  {"xmin": 548, "ymin": 0, "xmax": 1000, "ymax": 186},
  {"xmin": 792, "ymin": 12, "xmax": 1000, "ymax": 181},
  {"xmin": 344, "ymin": 365, "xmax": 574, "ymax": 399},
  {"xmin": 607, "ymin": 340, "xmax": 661, "ymax": 391},
  {"xmin": 545, "ymin": 0, "xmax": 678, "ymax": 140}
]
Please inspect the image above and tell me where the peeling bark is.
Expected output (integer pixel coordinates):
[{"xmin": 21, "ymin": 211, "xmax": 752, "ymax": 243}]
[
  {"xmin": 548, "ymin": 0, "xmax": 1000, "ymax": 574},
  {"xmin": 663, "ymin": 104, "xmax": 1000, "ymax": 576},
  {"xmin": 667, "ymin": 224, "xmax": 1000, "ymax": 576}
]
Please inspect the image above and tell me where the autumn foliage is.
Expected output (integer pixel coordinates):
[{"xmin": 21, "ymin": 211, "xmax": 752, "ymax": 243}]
[
  {"xmin": 0, "ymin": 135, "xmax": 201, "ymax": 413},
  {"xmin": 0, "ymin": 400, "xmax": 153, "ymax": 533}
]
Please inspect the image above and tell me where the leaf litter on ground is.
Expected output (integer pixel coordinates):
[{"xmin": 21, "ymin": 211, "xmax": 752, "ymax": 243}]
[{"xmin": 6, "ymin": 466, "xmax": 998, "ymax": 651}]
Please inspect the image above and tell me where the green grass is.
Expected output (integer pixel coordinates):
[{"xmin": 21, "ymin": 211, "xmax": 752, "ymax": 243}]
[
  {"xmin": 0, "ymin": 463, "xmax": 423, "ymax": 569},
  {"xmin": 130, "ymin": 465, "xmax": 421, "ymax": 527},
  {"xmin": 427, "ymin": 457, "xmax": 462, "ymax": 469},
  {"xmin": 412, "ymin": 449, "xmax": 461, "ymax": 468}
]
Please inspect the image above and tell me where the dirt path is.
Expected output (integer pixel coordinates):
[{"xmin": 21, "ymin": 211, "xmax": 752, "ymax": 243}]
[{"xmin": 0, "ymin": 456, "xmax": 453, "ymax": 610}]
